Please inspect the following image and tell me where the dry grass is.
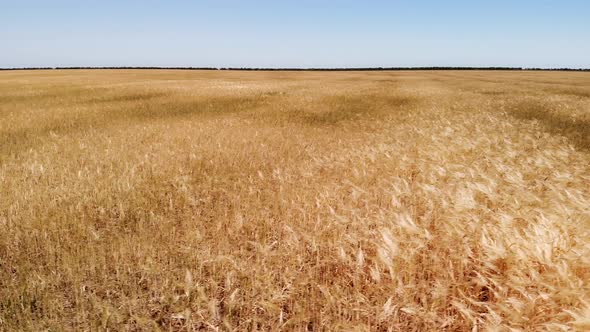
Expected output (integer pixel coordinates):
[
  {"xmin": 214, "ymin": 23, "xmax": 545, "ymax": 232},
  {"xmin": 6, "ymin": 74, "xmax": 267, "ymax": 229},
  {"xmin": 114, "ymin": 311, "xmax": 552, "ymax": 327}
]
[{"xmin": 1, "ymin": 70, "xmax": 589, "ymax": 331}]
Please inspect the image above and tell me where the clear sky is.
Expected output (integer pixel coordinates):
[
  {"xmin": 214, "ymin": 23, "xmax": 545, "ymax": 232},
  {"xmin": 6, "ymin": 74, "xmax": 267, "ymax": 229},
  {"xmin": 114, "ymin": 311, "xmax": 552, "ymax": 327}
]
[{"xmin": 2, "ymin": 0, "xmax": 589, "ymax": 68}]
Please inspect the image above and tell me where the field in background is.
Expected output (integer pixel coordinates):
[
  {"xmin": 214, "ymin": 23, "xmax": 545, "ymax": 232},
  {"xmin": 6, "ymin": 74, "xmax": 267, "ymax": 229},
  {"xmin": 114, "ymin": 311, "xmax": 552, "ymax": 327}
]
[{"xmin": 1, "ymin": 70, "xmax": 589, "ymax": 331}]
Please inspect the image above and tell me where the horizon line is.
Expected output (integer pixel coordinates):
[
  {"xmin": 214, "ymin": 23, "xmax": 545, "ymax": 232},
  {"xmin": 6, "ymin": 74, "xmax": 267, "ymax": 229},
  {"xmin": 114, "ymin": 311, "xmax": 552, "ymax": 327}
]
[{"xmin": 1, "ymin": 66, "xmax": 589, "ymax": 72}]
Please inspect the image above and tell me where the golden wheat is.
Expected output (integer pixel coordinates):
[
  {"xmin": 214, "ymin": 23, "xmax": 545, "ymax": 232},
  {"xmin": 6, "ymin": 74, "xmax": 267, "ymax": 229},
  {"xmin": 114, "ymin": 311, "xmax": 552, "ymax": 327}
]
[{"xmin": 0, "ymin": 70, "xmax": 589, "ymax": 331}]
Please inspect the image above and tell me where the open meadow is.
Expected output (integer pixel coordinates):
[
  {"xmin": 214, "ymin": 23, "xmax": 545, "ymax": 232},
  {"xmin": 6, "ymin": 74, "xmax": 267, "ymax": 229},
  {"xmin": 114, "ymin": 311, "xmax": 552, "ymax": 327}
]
[{"xmin": 1, "ymin": 70, "xmax": 589, "ymax": 331}]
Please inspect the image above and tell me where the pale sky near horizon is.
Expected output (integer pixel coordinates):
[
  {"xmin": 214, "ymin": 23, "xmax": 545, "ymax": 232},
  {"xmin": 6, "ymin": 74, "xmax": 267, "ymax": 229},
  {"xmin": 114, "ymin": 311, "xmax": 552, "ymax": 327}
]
[{"xmin": 1, "ymin": 0, "xmax": 589, "ymax": 68}]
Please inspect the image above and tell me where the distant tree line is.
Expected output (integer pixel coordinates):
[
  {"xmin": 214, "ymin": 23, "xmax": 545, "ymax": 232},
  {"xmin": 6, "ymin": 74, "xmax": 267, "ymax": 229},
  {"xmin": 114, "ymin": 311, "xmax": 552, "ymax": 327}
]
[{"xmin": 1, "ymin": 66, "xmax": 589, "ymax": 72}]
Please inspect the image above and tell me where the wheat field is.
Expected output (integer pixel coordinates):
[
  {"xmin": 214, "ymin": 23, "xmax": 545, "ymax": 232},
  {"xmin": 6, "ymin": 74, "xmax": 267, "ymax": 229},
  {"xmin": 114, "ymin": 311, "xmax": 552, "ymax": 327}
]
[{"xmin": 0, "ymin": 70, "xmax": 589, "ymax": 331}]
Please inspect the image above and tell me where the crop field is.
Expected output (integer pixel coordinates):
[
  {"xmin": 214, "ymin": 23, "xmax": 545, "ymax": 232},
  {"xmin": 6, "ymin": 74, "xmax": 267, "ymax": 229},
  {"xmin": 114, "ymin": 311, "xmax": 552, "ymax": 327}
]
[{"xmin": 1, "ymin": 70, "xmax": 589, "ymax": 331}]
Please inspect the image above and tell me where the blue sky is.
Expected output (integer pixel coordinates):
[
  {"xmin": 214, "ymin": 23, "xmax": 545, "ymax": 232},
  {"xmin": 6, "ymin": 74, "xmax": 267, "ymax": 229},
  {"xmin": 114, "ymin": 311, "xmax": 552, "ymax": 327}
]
[{"xmin": 1, "ymin": 0, "xmax": 589, "ymax": 68}]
